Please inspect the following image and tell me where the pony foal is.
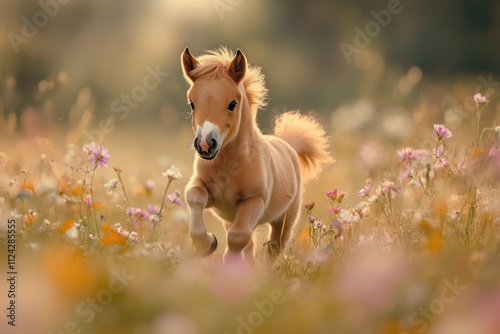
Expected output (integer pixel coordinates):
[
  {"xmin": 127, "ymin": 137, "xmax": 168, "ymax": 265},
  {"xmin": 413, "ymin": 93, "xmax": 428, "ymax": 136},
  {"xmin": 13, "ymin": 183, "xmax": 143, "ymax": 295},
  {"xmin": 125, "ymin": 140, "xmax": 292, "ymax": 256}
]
[{"xmin": 181, "ymin": 47, "xmax": 331, "ymax": 263}]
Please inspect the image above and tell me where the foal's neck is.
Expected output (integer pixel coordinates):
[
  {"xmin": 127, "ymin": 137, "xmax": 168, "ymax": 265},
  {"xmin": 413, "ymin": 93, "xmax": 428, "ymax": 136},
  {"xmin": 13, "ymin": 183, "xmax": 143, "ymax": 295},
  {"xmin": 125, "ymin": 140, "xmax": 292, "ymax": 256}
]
[{"xmin": 222, "ymin": 103, "xmax": 262, "ymax": 159}]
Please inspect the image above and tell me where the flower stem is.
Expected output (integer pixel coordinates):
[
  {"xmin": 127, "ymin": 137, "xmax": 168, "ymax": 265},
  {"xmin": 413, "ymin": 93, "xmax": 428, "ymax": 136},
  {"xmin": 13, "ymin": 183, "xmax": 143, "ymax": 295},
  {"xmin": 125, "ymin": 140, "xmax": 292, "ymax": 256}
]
[
  {"xmin": 80, "ymin": 167, "xmax": 89, "ymax": 220},
  {"xmin": 475, "ymin": 104, "xmax": 483, "ymax": 144},
  {"xmin": 90, "ymin": 164, "xmax": 99, "ymax": 236},
  {"xmin": 114, "ymin": 168, "xmax": 131, "ymax": 206},
  {"xmin": 479, "ymin": 127, "xmax": 496, "ymax": 144},
  {"xmin": 158, "ymin": 178, "xmax": 173, "ymax": 220}
]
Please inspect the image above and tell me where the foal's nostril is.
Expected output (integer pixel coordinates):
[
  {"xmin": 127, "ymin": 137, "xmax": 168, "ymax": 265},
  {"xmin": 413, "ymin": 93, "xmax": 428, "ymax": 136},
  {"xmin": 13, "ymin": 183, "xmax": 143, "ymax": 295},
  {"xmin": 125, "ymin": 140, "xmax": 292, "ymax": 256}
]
[
  {"xmin": 210, "ymin": 139, "xmax": 217, "ymax": 150},
  {"xmin": 194, "ymin": 137, "xmax": 200, "ymax": 150}
]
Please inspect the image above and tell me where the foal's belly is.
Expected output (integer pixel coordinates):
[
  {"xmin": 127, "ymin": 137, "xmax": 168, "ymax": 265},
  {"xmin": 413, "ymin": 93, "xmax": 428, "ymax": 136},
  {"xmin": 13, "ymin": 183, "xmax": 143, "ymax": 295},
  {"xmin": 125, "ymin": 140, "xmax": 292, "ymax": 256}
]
[{"xmin": 210, "ymin": 201, "xmax": 237, "ymax": 223}]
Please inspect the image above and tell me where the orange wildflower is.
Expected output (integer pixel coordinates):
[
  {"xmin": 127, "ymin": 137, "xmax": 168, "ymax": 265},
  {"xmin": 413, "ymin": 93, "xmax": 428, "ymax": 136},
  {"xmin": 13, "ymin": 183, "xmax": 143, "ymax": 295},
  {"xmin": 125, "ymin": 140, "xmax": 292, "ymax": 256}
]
[
  {"xmin": 100, "ymin": 224, "xmax": 128, "ymax": 252},
  {"xmin": 93, "ymin": 201, "xmax": 105, "ymax": 211},
  {"xmin": 296, "ymin": 224, "xmax": 312, "ymax": 249},
  {"xmin": 22, "ymin": 180, "xmax": 35, "ymax": 192},
  {"xmin": 419, "ymin": 220, "xmax": 443, "ymax": 254},
  {"xmin": 42, "ymin": 246, "xmax": 98, "ymax": 297},
  {"xmin": 433, "ymin": 196, "xmax": 449, "ymax": 221},
  {"xmin": 70, "ymin": 184, "xmax": 82, "ymax": 197},
  {"xmin": 57, "ymin": 219, "xmax": 74, "ymax": 234},
  {"xmin": 469, "ymin": 146, "xmax": 484, "ymax": 162},
  {"xmin": 427, "ymin": 230, "xmax": 443, "ymax": 254},
  {"xmin": 25, "ymin": 210, "xmax": 37, "ymax": 226},
  {"xmin": 18, "ymin": 180, "xmax": 35, "ymax": 198}
]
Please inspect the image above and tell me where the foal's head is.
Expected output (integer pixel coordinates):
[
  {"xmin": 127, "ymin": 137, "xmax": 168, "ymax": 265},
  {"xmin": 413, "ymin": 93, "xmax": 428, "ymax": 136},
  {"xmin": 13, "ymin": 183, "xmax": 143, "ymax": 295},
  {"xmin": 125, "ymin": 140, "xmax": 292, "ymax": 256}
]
[{"xmin": 181, "ymin": 48, "xmax": 247, "ymax": 160}]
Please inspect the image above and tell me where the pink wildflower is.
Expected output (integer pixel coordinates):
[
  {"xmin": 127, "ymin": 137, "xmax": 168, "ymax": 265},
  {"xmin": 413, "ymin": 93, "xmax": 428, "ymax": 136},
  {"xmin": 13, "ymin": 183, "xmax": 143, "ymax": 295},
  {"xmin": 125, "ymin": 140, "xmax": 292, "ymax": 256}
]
[
  {"xmin": 489, "ymin": 147, "xmax": 500, "ymax": 157},
  {"xmin": 126, "ymin": 207, "xmax": 150, "ymax": 221},
  {"xmin": 488, "ymin": 147, "xmax": 500, "ymax": 168},
  {"xmin": 433, "ymin": 124, "xmax": 453, "ymax": 140},
  {"xmin": 397, "ymin": 147, "xmax": 431, "ymax": 163},
  {"xmin": 433, "ymin": 145, "xmax": 449, "ymax": 169},
  {"xmin": 149, "ymin": 215, "xmax": 161, "ymax": 225},
  {"xmin": 147, "ymin": 204, "xmax": 159, "ymax": 214},
  {"xmin": 397, "ymin": 147, "xmax": 414, "ymax": 163},
  {"xmin": 413, "ymin": 149, "xmax": 431, "ymax": 160},
  {"xmin": 84, "ymin": 194, "xmax": 92, "ymax": 206},
  {"xmin": 327, "ymin": 188, "xmax": 345, "ymax": 203},
  {"xmin": 167, "ymin": 190, "xmax": 184, "ymax": 207},
  {"xmin": 331, "ymin": 219, "xmax": 342, "ymax": 230},
  {"xmin": 357, "ymin": 183, "xmax": 372, "ymax": 198},
  {"xmin": 376, "ymin": 179, "xmax": 401, "ymax": 199},
  {"xmin": 82, "ymin": 142, "xmax": 111, "ymax": 167},
  {"xmin": 399, "ymin": 168, "xmax": 411, "ymax": 181},
  {"xmin": 474, "ymin": 93, "xmax": 489, "ymax": 105},
  {"xmin": 330, "ymin": 206, "xmax": 341, "ymax": 214},
  {"xmin": 326, "ymin": 188, "xmax": 339, "ymax": 199}
]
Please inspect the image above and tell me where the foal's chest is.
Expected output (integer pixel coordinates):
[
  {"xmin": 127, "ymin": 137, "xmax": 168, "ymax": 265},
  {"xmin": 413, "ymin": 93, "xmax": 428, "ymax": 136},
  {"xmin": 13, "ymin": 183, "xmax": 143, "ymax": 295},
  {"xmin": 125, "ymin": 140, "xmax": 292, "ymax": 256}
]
[
  {"xmin": 197, "ymin": 154, "xmax": 265, "ymax": 222},
  {"xmin": 206, "ymin": 179, "xmax": 240, "ymax": 222},
  {"xmin": 203, "ymin": 169, "xmax": 252, "ymax": 222}
]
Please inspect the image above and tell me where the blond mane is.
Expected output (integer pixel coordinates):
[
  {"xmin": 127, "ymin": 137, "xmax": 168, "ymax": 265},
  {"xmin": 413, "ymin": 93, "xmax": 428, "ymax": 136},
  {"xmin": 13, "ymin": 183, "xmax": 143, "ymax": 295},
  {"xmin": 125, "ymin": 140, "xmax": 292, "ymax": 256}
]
[{"xmin": 189, "ymin": 47, "xmax": 268, "ymax": 114}]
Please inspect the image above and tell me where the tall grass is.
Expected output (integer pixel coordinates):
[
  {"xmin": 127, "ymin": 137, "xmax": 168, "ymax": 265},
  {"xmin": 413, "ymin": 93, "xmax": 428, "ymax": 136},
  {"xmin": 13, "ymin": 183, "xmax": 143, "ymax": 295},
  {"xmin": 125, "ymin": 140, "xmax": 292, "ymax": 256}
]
[{"xmin": 0, "ymin": 89, "xmax": 499, "ymax": 334}]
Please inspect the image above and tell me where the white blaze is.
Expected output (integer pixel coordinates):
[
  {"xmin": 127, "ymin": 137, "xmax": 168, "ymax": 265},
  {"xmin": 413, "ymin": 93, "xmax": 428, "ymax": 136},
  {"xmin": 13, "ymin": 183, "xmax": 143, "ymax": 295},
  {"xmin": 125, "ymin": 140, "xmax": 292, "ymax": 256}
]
[{"xmin": 197, "ymin": 121, "xmax": 220, "ymax": 152}]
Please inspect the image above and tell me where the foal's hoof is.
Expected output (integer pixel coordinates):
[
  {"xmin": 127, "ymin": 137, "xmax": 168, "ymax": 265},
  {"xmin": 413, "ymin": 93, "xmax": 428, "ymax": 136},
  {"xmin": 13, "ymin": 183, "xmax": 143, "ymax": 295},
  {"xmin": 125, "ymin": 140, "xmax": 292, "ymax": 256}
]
[{"xmin": 202, "ymin": 233, "xmax": 218, "ymax": 257}]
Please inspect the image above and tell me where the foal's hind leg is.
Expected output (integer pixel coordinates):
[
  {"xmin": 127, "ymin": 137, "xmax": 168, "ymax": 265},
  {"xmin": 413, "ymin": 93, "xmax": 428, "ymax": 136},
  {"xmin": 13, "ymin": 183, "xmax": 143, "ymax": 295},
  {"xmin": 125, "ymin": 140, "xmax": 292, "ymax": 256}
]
[
  {"xmin": 186, "ymin": 185, "xmax": 218, "ymax": 256},
  {"xmin": 267, "ymin": 199, "xmax": 300, "ymax": 256}
]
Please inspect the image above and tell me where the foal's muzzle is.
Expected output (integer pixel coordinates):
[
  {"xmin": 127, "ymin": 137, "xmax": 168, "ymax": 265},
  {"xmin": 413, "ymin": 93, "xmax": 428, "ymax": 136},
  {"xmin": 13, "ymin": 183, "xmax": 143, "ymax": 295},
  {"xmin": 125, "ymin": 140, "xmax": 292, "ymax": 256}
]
[{"xmin": 194, "ymin": 129, "xmax": 219, "ymax": 160}]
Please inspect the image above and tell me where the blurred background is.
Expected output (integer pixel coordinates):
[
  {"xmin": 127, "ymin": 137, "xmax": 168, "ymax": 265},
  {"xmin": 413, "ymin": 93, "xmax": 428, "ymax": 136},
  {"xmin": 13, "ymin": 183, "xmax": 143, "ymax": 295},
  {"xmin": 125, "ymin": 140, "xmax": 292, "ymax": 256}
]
[
  {"xmin": 1, "ymin": 0, "xmax": 499, "ymax": 215},
  {"xmin": 0, "ymin": 0, "xmax": 499, "ymax": 138},
  {"xmin": 1, "ymin": 2, "xmax": 500, "ymax": 334}
]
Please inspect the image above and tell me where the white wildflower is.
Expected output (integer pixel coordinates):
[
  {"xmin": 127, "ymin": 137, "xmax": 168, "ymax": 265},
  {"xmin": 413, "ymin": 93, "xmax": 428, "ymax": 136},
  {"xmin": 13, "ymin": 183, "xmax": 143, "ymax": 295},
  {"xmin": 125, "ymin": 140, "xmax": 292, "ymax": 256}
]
[
  {"xmin": 339, "ymin": 209, "xmax": 354, "ymax": 223},
  {"xmin": 163, "ymin": 165, "xmax": 182, "ymax": 180},
  {"xmin": 38, "ymin": 219, "xmax": 52, "ymax": 233},
  {"xmin": 66, "ymin": 226, "xmax": 79, "ymax": 240},
  {"xmin": 104, "ymin": 178, "xmax": 119, "ymax": 192},
  {"xmin": 145, "ymin": 179, "xmax": 156, "ymax": 190},
  {"xmin": 313, "ymin": 220, "xmax": 322, "ymax": 230},
  {"xmin": 27, "ymin": 242, "xmax": 40, "ymax": 250}
]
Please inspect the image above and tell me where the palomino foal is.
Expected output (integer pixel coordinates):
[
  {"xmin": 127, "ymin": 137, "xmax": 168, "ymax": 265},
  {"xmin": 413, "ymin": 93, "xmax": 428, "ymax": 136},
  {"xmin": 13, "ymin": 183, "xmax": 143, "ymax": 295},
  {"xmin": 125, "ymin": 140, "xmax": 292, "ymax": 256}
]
[{"xmin": 182, "ymin": 47, "xmax": 331, "ymax": 264}]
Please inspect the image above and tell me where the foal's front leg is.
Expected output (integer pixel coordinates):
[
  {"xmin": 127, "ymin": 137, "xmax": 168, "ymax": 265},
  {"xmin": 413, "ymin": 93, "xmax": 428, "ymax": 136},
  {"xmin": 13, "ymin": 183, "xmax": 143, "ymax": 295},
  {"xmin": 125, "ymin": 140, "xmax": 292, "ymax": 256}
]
[
  {"xmin": 186, "ymin": 185, "xmax": 218, "ymax": 256},
  {"xmin": 224, "ymin": 197, "xmax": 265, "ymax": 264}
]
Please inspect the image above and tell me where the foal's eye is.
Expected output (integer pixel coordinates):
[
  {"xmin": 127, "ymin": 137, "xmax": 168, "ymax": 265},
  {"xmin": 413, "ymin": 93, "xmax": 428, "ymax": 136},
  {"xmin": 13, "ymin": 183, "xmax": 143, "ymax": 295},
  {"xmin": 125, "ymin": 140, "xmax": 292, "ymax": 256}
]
[
  {"xmin": 188, "ymin": 100, "xmax": 195, "ymax": 111},
  {"xmin": 228, "ymin": 100, "xmax": 238, "ymax": 112}
]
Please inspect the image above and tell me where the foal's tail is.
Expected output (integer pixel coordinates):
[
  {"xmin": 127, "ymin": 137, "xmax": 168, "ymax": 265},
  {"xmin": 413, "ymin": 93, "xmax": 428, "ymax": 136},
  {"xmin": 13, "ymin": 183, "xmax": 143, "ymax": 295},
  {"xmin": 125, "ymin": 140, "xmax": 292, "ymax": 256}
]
[{"xmin": 273, "ymin": 111, "xmax": 332, "ymax": 183}]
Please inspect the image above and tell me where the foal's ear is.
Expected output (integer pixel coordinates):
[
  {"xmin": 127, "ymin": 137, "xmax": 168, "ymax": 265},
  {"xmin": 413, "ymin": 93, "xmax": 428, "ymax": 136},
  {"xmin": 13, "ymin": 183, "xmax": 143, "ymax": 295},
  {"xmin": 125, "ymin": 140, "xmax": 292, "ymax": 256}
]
[
  {"xmin": 228, "ymin": 49, "xmax": 246, "ymax": 84},
  {"xmin": 181, "ymin": 47, "xmax": 200, "ymax": 83}
]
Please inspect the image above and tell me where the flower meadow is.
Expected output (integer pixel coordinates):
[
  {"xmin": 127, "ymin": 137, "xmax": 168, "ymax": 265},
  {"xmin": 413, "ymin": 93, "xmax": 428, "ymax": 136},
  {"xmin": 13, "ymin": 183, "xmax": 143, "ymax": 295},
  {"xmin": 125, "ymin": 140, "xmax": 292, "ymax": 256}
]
[{"xmin": 1, "ymin": 92, "xmax": 500, "ymax": 334}]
